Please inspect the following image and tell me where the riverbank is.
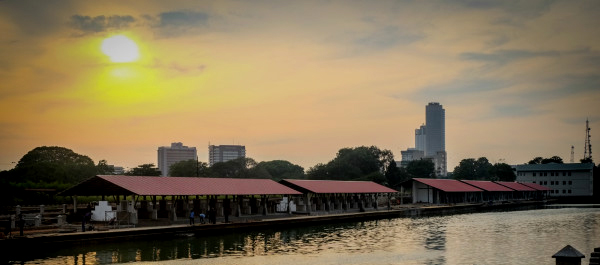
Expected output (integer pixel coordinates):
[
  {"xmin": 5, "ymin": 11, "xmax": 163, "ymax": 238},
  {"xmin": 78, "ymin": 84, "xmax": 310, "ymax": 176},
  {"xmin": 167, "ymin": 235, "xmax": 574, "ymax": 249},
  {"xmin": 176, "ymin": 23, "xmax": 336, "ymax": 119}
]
[{"xmin": 0, "ymin": 200, "xmax": 548, "ymax": 252}]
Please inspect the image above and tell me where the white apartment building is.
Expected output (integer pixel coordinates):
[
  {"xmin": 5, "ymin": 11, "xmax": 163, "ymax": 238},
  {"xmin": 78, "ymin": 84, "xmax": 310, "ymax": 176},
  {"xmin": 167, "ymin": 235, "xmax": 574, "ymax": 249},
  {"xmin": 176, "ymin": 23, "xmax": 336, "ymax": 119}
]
[
  {"xmin": 157, "ymin": 142, "xmax": 197, "ymax": 177},
  {"xmin": 208, "ymin": 145, "xmax": 246, "ymax": 166},
  {"xmin": 515, "ymin": 163, "xmax": 594, "ymax": 197}
]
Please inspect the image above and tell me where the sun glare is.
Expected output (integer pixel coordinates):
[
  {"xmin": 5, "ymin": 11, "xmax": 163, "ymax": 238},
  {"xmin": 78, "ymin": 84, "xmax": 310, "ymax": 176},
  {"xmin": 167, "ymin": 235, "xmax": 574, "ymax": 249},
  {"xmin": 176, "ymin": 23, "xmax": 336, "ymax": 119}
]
[{"xmin": 101, "ymin": 35, "xmax": 139, "ymax": 63}]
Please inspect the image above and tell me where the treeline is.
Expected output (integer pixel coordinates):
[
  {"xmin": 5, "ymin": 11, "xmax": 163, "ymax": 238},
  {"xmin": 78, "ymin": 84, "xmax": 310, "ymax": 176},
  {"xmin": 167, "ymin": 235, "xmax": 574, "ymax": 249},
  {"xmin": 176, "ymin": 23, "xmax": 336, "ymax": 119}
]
[{"xmin": 1, "ymin": 145, "xmax": 596, "ymax": 206}]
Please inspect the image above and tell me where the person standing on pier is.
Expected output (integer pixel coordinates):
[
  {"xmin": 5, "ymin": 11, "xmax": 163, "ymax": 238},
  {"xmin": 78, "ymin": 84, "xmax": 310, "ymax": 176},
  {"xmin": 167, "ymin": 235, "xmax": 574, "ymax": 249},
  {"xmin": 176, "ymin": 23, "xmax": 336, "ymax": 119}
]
[{"xmin": 189, "ymin": 209, "xmax": 195, "ymax": 225}]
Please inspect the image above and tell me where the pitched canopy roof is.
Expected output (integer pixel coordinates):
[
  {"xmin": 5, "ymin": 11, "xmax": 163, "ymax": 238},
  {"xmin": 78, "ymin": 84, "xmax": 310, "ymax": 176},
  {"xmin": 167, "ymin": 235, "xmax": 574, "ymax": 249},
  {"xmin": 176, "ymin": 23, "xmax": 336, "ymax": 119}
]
[
  {"xmin": 279, "ymin": 179, "xmax": 397, "ymax": 194},
  {"xmin": 494, "ymin": 181, "xmax": 537, "ymax": 191},
  {"xmin": 61, "ymin": 175, "xmax": 302, "ymax": 196},
  {"xmin": 413, "ymin": 178, "xmax": 483, "ymax": 192},
  {"xmin": 460, "ymin": 180, "xmax": 514, "ymax": 192},
  {"xmin": 519, "ymin": 182, "xmax": 552, "ymax": 191}
]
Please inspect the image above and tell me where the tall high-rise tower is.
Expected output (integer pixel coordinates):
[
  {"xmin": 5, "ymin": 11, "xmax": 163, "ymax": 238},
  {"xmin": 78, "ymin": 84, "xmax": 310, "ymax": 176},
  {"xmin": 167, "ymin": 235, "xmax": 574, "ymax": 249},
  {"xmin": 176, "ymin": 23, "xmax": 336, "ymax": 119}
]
[
  {"xmin": 425, "ymin": 102, "xmax": 445, "ymax": 156},
  {"xmin": 425, "ymin": 102, "xmax": 447, "ymax": 176}
]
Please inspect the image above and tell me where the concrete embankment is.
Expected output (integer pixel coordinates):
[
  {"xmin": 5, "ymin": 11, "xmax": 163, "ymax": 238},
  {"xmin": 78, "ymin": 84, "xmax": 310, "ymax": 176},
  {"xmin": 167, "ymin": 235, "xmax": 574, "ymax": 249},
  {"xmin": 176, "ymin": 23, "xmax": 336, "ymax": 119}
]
[{"xmin": 0, "ymin": 201, "xmax": 546, "ymax": 251}]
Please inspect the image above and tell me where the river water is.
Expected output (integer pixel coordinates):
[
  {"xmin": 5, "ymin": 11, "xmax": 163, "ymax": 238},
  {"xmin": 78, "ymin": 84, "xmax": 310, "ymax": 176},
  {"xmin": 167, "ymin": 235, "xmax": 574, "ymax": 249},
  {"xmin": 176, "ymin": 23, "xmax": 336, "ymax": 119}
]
[{"xmin": 12, "ymin": 206, "xmax": 600, "ymax": 265}]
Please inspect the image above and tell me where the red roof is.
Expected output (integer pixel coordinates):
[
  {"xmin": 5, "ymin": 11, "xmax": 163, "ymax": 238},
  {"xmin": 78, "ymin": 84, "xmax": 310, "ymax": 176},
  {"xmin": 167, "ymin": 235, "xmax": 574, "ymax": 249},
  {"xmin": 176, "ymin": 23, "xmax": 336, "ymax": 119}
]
[
  {"xmin": 519, "ymin": 182, "xmax": 552, "ymax": 191},
  {"xmin": 280, "ymin": 179, "xmax": 397, "ymax": 194},
  {"xmin": 62, "ymin": 175, "xmax": 302, "ymax": 196},
  {"xmin": 494, "ymin": 181, "xmax": 537, "ymax": 191},
  {"xmin": 413, "ymin": 178, "xmax": 483, "ymax": 192},
  {"xmin": 460, "ymin": 180, "xmax": 513, "ymax": 192}
]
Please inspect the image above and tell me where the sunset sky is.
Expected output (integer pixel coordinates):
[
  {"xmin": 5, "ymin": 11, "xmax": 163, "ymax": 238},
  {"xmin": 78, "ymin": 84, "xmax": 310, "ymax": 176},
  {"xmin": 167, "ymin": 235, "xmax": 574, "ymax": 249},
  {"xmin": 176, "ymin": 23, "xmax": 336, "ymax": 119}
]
[{"xmin": 1, "ymin": 0, "xmax": 598, "ymax": 172}]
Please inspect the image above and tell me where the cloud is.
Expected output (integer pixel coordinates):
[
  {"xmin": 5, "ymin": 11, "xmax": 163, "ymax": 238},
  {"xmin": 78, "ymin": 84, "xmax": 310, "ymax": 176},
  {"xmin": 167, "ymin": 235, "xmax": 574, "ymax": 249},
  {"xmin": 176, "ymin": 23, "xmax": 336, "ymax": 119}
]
[
  {"xmin": 144, "ymin": 11, "xmax": 210, "ymax": 37},
  {"xmin": 354, "ymin": 25, "xmax": 423, "ymax": 50},
  {"xmin": 460, "ymin": 49, "xmax": 561, "ymax": 65},
  {"xmin": 69, "ymin": 15, "xmax": 135, "ymax": 35}
]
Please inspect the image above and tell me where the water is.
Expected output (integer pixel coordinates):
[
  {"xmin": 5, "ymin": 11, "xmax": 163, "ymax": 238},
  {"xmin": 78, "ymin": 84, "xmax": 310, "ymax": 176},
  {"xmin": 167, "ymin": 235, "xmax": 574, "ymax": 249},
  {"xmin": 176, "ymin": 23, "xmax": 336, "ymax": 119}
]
[{"xmin": 10, "ymin": 207, "xmax": 600, "ymax": 265}]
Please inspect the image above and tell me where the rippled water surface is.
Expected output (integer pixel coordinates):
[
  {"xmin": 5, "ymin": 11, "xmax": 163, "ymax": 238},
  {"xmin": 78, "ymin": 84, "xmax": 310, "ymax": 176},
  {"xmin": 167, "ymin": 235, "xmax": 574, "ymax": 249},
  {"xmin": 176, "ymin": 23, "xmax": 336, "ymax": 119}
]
[{"xmin": 12, "ymin": 207, "xmax": 600, "ymax": 265}]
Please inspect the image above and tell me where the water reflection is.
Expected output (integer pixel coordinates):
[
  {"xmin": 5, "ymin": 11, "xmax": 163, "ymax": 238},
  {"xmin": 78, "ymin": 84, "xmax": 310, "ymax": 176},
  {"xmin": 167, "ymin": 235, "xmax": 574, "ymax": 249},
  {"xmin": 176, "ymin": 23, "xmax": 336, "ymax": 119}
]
[{"xmin": 9, "ymin": 207, "xmax": 600, "ymax": 265}]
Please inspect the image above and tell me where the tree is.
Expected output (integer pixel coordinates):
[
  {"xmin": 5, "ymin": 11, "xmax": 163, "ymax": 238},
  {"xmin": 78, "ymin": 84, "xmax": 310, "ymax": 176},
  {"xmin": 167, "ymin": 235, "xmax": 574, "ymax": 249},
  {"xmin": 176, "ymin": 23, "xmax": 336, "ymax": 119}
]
[
  {"xmin": 208, "ymin": 157, "xmax": 257, "ymax": 178},
  {"xmin": 126, "ymin": 163, "xmax": 161, "ymax": 176},
  {"xmin": 306, "ymin": 146, "xmax": 394, "ymax": 181},
  {"xmin": 12, "ymin": 146, "xmax": 96, "ymax": 185},
  {"xmin": 253, "ymin": 160, "xmax": 304, "ymax": 181},
  {"xmin": 405, "ymin": 159, "xmax": 436, "ymax": 178},
  {"xmin": 168, "ymin": 159, "xmax": 209, "ymax": 177},
  {"xmin": 384, "ymin": 160, "xmax": 412, "ymax": 189},
  {"xmin": 96, "ymin": 159, "xmax": 115, "ymax": 175},
  {"xmin": 453, "ymin": 157, "xmax": 493, "ymax": 180},
  {"xmin": 528, "ymin": 156, "xmax": 564, "ymax": 164},
  {"xmin": 528, "ymin": 157, "xmax": 543, "ymax": 165},
  {"xmin": 493, "ymin": 163, "xmax": 516, "ymax": 181}
]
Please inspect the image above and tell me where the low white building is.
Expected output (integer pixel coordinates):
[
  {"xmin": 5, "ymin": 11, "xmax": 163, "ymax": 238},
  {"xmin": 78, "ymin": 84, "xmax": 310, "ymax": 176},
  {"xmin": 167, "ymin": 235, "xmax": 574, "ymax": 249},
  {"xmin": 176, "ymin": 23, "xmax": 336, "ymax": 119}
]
[{"xmin": 515, "ymin": 163, "xmax": 594, "ymax": 197}]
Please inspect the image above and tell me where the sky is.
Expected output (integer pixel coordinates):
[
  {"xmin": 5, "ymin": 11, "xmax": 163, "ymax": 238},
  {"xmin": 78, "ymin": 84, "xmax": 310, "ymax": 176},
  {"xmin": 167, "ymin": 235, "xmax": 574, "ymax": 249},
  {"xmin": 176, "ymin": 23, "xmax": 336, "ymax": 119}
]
[{"xmin": 1, "ymin": 0, "xmax": 599, "ymax": 173}]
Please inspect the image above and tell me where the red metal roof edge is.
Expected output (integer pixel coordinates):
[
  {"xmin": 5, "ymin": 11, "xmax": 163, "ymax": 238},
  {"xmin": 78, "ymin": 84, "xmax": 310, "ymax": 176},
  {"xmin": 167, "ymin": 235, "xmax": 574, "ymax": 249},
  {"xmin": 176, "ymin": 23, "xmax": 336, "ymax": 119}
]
[
  {"xmin": 97, "ymin": 175, "xmax": 302, "ymax": 195},
  {"xmin": 281, "ymin": 179, "xmax": 398, "ymax": 194},
  {"xmin": 413, "ymin": 178, "xmax": 483, "ymax": 192}
]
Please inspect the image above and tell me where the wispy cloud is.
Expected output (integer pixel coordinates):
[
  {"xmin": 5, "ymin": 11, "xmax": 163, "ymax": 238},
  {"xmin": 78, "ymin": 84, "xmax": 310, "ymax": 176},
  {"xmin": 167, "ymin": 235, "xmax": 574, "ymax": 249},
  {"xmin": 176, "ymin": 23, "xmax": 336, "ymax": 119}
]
[
  {"xmin": 69, "ymin": 15, "xmax": 136, "ymax": 35},
  {"xmin": 144, "ymin": 11, "xmax": 210, "ymax": 37}
]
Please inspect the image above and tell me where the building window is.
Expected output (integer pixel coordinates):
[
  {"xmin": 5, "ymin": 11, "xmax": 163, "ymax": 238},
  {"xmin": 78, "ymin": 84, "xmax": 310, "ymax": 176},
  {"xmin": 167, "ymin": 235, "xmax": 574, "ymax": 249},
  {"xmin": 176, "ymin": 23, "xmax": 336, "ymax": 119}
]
[
  {"xmin": 533, "ymin": 172, "xmax": 536, "ymax": 176},
  {"xmin": 562, "ymin": 181, "xmax": 566, "ymax": 185},
  {"xmin": 551, "ymin": 172, "xmax": 554, "ymax": 176},
  {"xmin": 551, "ymin": 181, "xmax": 554, "ymax": 185},
  {"xmin": 562, "ymin": 190, "xmax": 566, "ymax": 194},
  {"xmin": 533, "ymin": 181, "xmax": 536, "ymax": 184},
  {"xmin": 568, "ymin": 171, "xmax": 571, "ymax": 176},
  {"xmin": 544, "ymin": 172, "xmax": 548, "ymax": 176},
  {"xmin": 568, "ymin": 190, "xmax": 572, "ymax": 194},
  {"xmin": 563, "ymin": 172, "xmax": 566, "ymax": 176}
]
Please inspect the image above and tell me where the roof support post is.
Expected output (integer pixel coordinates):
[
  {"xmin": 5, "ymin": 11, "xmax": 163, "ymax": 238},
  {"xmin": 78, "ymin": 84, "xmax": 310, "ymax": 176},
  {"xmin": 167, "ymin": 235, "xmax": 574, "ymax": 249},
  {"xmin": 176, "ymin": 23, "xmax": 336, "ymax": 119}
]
[
  {"xmin": 73, "ymin": 195, "xmax": 78, "ymax": 214},
  {"xmin": 306, "ymin": 193, "xmax": 312, "ymax": 215},
  {"xmin": 387, "ymin": 193, "xmax": 391, "ymax": 210},
  {"xmin": 261, "ymin": 195, "xmax": 268, "ymax": 216},
  {"xmin": 236, "ymin": 195, "xmax": 243, "ymax": 217},
  {"xmin": 359, "ymin": 194, "xmax": 365, "ymax": 212},
  {"xmin": 287, "ymin": 195, "xmax": 292, "ymax": 214}
]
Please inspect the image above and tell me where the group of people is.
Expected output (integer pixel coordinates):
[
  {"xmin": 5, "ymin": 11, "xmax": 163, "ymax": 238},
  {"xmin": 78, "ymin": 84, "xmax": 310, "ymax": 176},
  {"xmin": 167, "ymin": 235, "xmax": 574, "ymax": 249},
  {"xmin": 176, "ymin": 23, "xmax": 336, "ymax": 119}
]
[{"xmin": 189, "ymin": 208, "xmax": 219, "ymax": 225}]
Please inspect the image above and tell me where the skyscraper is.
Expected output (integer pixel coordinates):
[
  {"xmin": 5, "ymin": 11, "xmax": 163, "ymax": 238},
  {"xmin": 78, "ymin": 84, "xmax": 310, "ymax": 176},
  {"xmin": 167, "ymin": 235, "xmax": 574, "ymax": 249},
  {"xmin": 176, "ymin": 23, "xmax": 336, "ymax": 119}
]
[
  {"xmin": 400, "ymin": 102, "xmax": 447, "ymax": 177},
  {"xmin": 157, "ymin": 142, "xmax": 197, "ymax": 177},
  {"xmin": 425, "ymin": 102, "xmax": 445, "ymax": 157},
  {"xmin": 415, "ymin": 124, "xmax": 426, "ymax": 152},
  {"xmin": 208, "ymin": 144, "xmax": 246, "ymax": 166}
]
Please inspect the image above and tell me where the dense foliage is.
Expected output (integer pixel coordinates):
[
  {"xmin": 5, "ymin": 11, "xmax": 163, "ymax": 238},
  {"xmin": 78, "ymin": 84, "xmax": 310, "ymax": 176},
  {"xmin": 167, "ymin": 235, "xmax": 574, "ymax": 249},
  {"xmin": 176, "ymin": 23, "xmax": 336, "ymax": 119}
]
[
  {"xmin": 305, "ymin": 146, "xmax": 394, "ymax": 183},
  {"xmin": 125, "ymin": 163, "xmax": 161, "ymax": 176},
  {"xmin": 528, "ymin": 156, "xmax": 564, "ymax": 164},
  {"xmin": 453, "ymin": 157, "xmax": 515, "ymax": 181}
]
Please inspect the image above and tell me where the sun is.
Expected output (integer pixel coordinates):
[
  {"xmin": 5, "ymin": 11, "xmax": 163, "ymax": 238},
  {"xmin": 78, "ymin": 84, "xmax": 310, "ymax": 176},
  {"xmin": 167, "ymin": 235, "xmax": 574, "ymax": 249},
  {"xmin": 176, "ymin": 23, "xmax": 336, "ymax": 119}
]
[{"xmin": 101, "ymin": 35, "xmax": 140, "ymax": 63}]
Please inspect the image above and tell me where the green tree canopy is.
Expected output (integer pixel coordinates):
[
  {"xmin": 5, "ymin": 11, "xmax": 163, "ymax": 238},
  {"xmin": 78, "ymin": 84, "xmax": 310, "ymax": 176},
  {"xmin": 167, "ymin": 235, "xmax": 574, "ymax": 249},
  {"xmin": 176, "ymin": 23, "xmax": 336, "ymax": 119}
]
[
  {"xmin": 253, "ymin": 160, "xmax": 304, "ymax": 181},
  {"xmin": 494, "ymin": 162, "xmax": 516, "ymax": 181},
  {"xmin": 385, "ymin": 160, "xmax": 413, "ymax": 189},
  {"xmin": 306, "ymin": 146, "xmax": 395, "ymax": 181},
  {"xmin": 528, "ymin": 156, "xmax": 564, "ymax": 164},
  {"xmin": 96, "ymin": 159, "xmax": 115, "ymax": 175},
  {"xmin": 168, "ymin": 159, "xmax": 209, "ymax": 177},
  {"xmin": 405, "ymin": 159, "xmax": 436, "ymax": 179},
  {"xmin": 453, "ymin": 157, "xmax": 493, "ymax": 180},
  {"xmin": 13, "ymin": 146, "xmax": 96, "ymax": 185},
  {"xmin": 208, "ymin": 157, "xmax": 257, "ymax": 178},
  {"xmin": 126, "ymin": 163, "xmax": 161, "ymax": 176},
  {"xmin": 453, "ymin": 157, "xmax": 515, "ymax": 181}
]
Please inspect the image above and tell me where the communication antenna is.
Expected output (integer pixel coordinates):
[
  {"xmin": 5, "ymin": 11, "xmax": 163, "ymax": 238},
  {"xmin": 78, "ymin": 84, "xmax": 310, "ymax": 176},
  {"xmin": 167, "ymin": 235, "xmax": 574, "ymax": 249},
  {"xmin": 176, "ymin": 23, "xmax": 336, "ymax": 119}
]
[
  {"xmin": 584, "ymin": 118, "xmax": 592, "ymax": 161},
  {"xmin": 570, "ymin": 145, "xmax": 574, "ymax": 163}
]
